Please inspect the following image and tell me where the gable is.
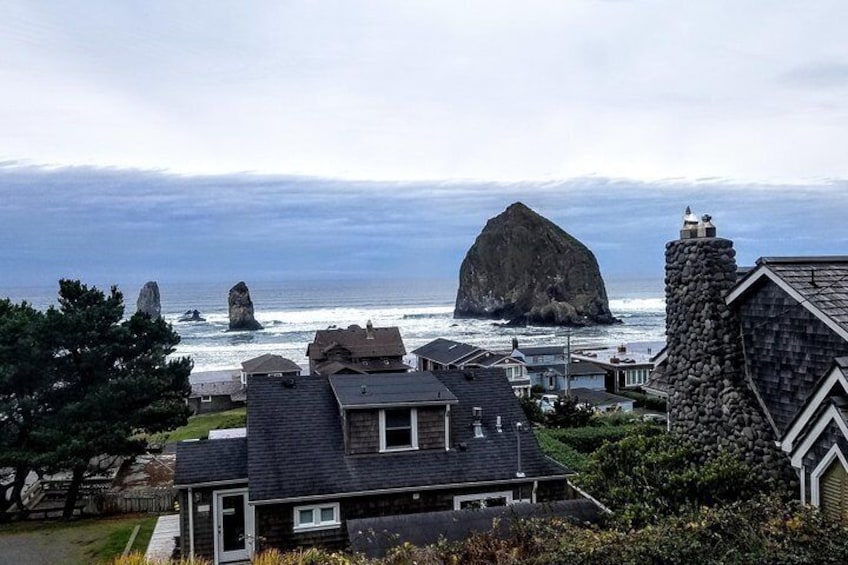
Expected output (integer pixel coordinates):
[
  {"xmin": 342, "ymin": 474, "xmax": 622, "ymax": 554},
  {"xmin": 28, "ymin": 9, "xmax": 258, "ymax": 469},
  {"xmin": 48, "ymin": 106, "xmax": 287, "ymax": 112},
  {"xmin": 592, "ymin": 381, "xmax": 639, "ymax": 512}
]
[{"xmin": 782, "ymin": 361, "xmax": 848, "ymax": 453}]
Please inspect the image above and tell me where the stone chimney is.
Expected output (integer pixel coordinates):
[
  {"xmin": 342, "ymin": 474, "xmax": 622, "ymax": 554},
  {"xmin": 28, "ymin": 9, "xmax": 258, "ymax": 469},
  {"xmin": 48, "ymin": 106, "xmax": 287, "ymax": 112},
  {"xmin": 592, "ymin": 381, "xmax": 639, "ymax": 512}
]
[{"xmin": 665, "ymin": 208, "xmax": 791, "ymax": 483}]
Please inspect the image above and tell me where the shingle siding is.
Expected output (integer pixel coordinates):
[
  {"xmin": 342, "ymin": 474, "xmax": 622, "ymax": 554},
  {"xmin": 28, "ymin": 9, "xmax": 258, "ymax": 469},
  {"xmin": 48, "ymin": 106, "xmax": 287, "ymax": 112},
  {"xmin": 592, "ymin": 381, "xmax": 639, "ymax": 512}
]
[
  {"xmin": 737, "ymin": 278, "xmax": 848, "ymax": 434},
  {"xmin": 801, "ymin": 420, "xmax": 848, "ymax": 502},
  {"xmin": 347, "ymin": 410, "xmax": 380, "ymax": 455},
  {"xmin": 417, "ymin": 407, "xmax": 446, "ymax": 450}
]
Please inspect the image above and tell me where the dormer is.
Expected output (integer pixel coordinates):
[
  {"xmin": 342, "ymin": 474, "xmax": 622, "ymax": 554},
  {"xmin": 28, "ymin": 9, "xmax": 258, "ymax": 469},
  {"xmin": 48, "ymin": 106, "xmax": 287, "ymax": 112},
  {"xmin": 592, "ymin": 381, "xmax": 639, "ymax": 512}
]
[{"xmin": 328, "ymin": 373, "xmax": 459, "ymax": 455}]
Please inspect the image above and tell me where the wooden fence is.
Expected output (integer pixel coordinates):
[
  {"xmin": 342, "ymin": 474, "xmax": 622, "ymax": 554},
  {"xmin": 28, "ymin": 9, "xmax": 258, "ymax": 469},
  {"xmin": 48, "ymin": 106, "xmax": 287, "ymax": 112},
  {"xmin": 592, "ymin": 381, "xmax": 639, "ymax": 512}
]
[{"xmin": 86, "ymin": 487, "xmax": 177, "ymax": 515}]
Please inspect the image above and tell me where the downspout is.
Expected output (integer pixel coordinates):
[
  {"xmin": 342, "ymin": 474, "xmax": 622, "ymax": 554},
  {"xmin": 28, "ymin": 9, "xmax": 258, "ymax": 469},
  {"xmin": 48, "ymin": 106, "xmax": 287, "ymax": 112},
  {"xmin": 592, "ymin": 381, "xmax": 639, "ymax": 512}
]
[
  {"xmin": 188, "ymin": 487, "xmax": 195, "ymax": 559},
  {"xmin": 532, "ymin": 480, "xmax": 538, "ymax": 504}
]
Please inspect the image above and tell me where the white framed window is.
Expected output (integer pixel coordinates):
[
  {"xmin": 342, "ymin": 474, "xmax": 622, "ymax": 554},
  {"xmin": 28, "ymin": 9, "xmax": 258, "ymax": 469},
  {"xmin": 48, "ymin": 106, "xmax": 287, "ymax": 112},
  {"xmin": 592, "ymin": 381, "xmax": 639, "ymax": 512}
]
[
  {"xmin": 200, "ymin": 395, "xmax": 213, "ymax": 403},
  {"xmin": 380, "ymin": 408, "xmax": 418, "ymax": 451},
  {"xmin": 293, "ymin": 502, "xmax": 341, "ymax": 532},
  {"xmin": 453, "ymin": 491, "xmax": 513, "ymax": 510}
]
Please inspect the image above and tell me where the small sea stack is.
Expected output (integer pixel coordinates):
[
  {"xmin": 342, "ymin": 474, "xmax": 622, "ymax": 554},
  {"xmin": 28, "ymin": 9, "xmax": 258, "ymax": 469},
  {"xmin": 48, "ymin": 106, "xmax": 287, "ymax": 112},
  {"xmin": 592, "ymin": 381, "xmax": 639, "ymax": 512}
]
[
  {"xmin": 454, "ymin": 202, "xmax": 617, "ymax": 326},
  {"xmin": 136, "ymin": 281, "xmax": 161, "ymax": 319},
  {"xmin": 228, "ymin": 281, "xmax": 263, "ymax": 331}
]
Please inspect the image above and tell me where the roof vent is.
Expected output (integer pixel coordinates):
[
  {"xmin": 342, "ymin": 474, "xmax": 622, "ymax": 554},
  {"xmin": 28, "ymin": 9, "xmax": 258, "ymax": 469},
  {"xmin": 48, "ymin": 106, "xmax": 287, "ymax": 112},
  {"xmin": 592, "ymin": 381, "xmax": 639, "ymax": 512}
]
[
  {"xmin": 464, "ymin": 371, "xmax": 476, "ymax": 381},
  {"xmin": 472, "ymin": 407, "xmax": 484, "ymax": 438},
  {"xmin": 360, "ymin": 385, "xmax": 367, "ymax": 395},
  {"xmin": 496, "ymin": 415, "xmax": 503, "ymax": 433},
  {"xmin": 283, "ymin": 378, "xmax": 296, "ymax": 389},
  {"xmin": 811, "ymin": 268, "xmax": 819, "ymax": 288},
  {"xmin": 458, "ymin": 442, "xmax": 468, "ymax": 451},
  {"xmin": 366, "ymin": 320, "xmax": 375, "ymax": 339}
]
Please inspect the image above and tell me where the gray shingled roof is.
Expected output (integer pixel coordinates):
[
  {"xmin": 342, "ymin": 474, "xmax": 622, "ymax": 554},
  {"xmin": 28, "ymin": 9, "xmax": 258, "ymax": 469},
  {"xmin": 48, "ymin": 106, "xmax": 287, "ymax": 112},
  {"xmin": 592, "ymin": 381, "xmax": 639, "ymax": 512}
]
[
  {"xmin": 329, "ymin": 372, "xmax": 458, "ymax": 408},
  {"xmin": 516, "ymin": 345, "xmax": 566, "ymax": 357},
  {"xmin": 528, "ymin": 362, "xmax": 605, "ymax": 377},
  {"xmin": 174, "ymin": 437, "xmax": 247, "ymax": 487},
  {"xmin": 241, "ymin": 353, "xmax": 301, "ymax": 375},
  {"xmin": 348, "ymin": 499, "xmax": 602, "ymax": 558},
  {"xmin": 411, "ymin": 338, "xmax": 482, "ymax": 366},
  {"xmin": 189, "ymin": 379, "xmax": 244, "ymax": 399},
  {"xmin": 307, "ymin": 324, "xmax": 407, "ymax": 360},
  {"xmin": 757, "ymin": 257, "xmax": 848, "ymax": 333},
  {"xmin": 247, "ymin": 370, "xmax": 569, "ymax": 503},
  {"xmin": 570, "ymin": 388, "xmax": 634, "ymax": 407}
]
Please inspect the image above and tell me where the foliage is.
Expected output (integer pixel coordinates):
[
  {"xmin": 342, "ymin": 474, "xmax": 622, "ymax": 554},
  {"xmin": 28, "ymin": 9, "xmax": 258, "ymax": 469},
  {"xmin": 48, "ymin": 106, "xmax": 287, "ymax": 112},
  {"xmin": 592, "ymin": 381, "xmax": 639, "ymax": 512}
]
[
  {"xmin": 541, "ymin": 425, "xmax": 635, "ymax": 454},
  {"xmin": 617, "ymin": 389, "xmax": 668, "ymax": 412},
  {"xmin": 90, "ymin": 516, "xmax": 159, "ymax": 562},
  {"xmin": 518, "ymin": 395, "xmax": 544, "ymax": 424},
  {"xmin": 534, "ymin": 429, "xmax": 590, "ymax": 472},
  {"xmin": 587, "ymin": 411, "xmax": 642, "ymax": 427},
  {"xmin": 529, "ymin": 384, "xmax": 545, "ymax": 396},
  {"xmin": 544, "ymin": 394, "xmax": 592, "ymax": 428},
  {"xmin": 109, "ymin": 553, "xmax": 210, "ymax": 565},
  {"xmin": 251, "ymin": 548, "xmax": 361, "ymax": 565},
  {"xmin": 576, "ymin": 426, "xmax": 765, "ymax": 527},
  {"xmin": 146, "ymin": 407, "xmax": 247, "ymax": 444}
]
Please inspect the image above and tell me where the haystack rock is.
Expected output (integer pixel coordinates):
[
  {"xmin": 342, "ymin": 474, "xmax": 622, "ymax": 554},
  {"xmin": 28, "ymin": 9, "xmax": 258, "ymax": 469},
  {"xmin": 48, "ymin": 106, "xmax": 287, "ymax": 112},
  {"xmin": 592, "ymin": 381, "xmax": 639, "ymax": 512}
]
[
  {"xmin": 136, "ymin": 281, "xmax": 161, "ymax": 319},
  {"xmin": 454, "ymin": 202, "xmax": 618, "ymax": 326},
  {"xmin": 228, "ymin": 281, "xmax": 263, "ymax": 331}
]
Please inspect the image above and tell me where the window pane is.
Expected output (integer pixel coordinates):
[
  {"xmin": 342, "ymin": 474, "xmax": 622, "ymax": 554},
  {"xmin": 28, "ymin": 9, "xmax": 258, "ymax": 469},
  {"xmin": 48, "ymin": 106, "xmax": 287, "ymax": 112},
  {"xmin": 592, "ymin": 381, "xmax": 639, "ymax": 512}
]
[
  {"xmin": 320, "ymin": 507, "xmax": 335, "ymax": 522},
  {"xmin": 460, "ymin": 499, "xmax": 482, "ymax": 510},
  {"xmin": 386, "ymin": 428, "xmax": 412, "ymax": 447},
  {"xmin": 385, "ymin": 409, "xmax": 411, "ymax": 428},
  {"xmin": 485, "ymin": 496, "xmax": 507, "ymax": 507},
  {"xmin": 298, "ymin": 509, "xmax": 314, "ymax": 525}
]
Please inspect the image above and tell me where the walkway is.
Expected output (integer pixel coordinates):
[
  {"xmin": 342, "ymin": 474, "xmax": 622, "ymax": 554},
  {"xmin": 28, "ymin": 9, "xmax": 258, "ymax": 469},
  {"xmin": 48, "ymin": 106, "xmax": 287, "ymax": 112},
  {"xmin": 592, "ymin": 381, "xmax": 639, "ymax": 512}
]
[{"xmin": 145, "ymin": 513, "xmax": 180, "ymax": 561}]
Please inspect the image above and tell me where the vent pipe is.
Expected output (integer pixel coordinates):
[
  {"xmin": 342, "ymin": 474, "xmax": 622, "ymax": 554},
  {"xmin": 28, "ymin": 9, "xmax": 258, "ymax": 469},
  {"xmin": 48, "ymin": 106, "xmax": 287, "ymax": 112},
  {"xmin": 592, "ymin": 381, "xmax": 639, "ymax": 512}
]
[
  {"xmin": 515, "ymin": 422, "xmax": 526, "ymax": 478},
  {"xmin": 472, "ymin": 407, "xmax": 484, "ymax": 438}
]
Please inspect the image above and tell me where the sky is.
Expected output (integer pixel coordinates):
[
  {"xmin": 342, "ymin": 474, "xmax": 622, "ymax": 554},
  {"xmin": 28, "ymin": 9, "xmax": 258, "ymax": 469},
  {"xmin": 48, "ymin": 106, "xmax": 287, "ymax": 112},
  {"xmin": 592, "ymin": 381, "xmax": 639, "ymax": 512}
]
[{"xmin": 2, "ymin": 2, "xmax": 848, "ymax": 288}]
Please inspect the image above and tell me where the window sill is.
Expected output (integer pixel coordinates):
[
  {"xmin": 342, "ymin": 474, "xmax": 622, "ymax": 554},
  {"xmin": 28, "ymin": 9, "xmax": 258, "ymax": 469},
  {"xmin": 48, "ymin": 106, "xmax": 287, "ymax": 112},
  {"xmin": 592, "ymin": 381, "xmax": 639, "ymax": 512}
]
[
  {"xmin": 379, "ymin": 446, "xmax": 419, "ymax": 453},
  {"xmin": 293, "ymin": 523, "xmax": 341, "ymax": 533}
]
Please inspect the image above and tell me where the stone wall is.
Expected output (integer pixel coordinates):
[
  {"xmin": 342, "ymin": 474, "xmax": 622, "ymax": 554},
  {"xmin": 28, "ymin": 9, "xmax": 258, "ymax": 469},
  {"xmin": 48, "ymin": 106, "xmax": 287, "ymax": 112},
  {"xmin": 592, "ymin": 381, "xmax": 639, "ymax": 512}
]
[{"xmin": 664, "ymin": 232, "xmax": 789, "ymax": 482}]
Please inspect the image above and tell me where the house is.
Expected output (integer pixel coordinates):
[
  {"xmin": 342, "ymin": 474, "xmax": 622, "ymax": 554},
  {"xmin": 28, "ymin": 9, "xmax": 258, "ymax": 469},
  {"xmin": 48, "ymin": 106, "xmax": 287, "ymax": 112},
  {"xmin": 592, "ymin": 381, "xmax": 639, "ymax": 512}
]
[
  {"xmin": 570, "ymin": 388, "xmax": 634, "ymax": 413},
  {"xmin": 188, "ymin": 370, "xmax": 245, "ymax": 415},
  {"xmin": 306, "ymin": 321, "xmax": 410, "ymax": 376},
  {"xmin": 173, "ymin": 368, "xmax": 582, "ymax": 562},
  {"xmin": 240, "ymin": 354, "xmax": 301, "ymax": 385},
  {"xmin": 571, "ymin": 342, "xmax": 663, "ymax": 393},
  {"xmin": 723, "ymin": 256, "xmax": 848, "ymax": 520},
  {"xmin": 412, "ymin": 338, "xmax": 531, "ymax": 396}
]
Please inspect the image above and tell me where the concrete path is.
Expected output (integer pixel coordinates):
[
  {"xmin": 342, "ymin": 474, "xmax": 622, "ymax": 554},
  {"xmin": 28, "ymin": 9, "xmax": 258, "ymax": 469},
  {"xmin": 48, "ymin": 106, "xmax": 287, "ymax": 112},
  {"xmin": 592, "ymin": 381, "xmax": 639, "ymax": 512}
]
[{"xmin": 145, "ymin": 513, "xmax": 180, "ymax": 561}]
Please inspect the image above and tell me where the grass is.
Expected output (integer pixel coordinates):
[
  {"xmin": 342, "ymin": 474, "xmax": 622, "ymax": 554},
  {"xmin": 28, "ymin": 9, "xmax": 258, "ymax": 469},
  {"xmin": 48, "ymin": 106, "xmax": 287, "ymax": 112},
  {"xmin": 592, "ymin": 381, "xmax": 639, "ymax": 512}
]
[
  {"xmin": 147, "ymin": 407, "xmax": 247, "ymax": 444},
  {"xmin": 0, "ymin": 514, "xmax": 159, "ymax": 565}
]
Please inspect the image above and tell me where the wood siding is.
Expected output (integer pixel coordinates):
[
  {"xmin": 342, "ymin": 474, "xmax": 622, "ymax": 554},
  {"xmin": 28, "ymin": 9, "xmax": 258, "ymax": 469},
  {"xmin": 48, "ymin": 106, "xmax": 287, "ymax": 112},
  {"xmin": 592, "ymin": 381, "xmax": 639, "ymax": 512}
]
[
  {"xmin": 347, "ymin": 411, "xmax": 380, "ymax": 454},
  {"xmin": 255, "ymin": 479, "xmax": 572, "ymax": 553},
  {"xmin": 417, "ymin": 407, "xmax": 446, "ymax": 450},
  {"xmin": 801, "ymin": 420, "xmax": 848, "ymax": 502},
  {"xmin": 737, "ymin": 278, "xmax": 848, "ymax": 434}
]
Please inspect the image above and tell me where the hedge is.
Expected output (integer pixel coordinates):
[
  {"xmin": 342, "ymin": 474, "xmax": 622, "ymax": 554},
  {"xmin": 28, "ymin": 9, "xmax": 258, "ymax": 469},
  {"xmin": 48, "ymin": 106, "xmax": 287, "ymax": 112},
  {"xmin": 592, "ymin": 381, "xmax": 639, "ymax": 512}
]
[
  {"xmin": 542, "ymin": 425, "xmax": 633, "ymax": 454},
  {"xmin": 617, "ymin": 390, "xmax": 667, "ymax": 412},
  {"xmin": 534, "ymin": 429, "xmax": 590, "ymax": 472}
]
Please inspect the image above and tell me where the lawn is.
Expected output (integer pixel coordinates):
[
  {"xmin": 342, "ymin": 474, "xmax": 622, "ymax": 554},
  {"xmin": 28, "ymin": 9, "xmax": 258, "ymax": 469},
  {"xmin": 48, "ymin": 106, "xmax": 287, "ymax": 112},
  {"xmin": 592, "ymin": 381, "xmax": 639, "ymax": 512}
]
[
  {"xmin": 147, "ymin": 407, "xmax": 247, "ymax": 444},
  {"xmin": 0, "ymin": 514, "xmax": 158, "ymax": 564}
]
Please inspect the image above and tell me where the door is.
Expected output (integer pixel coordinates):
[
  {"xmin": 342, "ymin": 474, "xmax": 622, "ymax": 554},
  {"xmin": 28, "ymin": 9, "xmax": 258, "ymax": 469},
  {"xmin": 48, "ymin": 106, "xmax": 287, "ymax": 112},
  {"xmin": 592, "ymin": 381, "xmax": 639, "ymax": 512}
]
[{"xmin": 215, "ymin": 489, "xmax": 252, "ymax": 563}]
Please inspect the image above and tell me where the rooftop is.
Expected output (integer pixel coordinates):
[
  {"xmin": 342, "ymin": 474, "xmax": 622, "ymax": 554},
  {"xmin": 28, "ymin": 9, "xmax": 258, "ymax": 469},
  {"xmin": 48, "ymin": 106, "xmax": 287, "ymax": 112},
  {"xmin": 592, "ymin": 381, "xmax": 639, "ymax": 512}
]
[
  {"xmin": 328, "ymin": 372, "xmax": 458, "ymax": 408},
  {"xmin": 307, "ymin": 323, "xmax": 407, "ymax": 360},
  {"xmin": 241, "ymin": 353, "xmax": 301, "ymax": 375},
  {"xmin": 411, "ymin": 338, "xmax": 482, "ymax": 365}
]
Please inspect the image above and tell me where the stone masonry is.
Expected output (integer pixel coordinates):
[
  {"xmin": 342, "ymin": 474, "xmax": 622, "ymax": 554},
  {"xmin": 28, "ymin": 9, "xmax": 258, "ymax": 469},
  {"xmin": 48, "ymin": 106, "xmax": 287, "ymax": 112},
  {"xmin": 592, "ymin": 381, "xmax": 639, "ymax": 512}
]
[{"xmin": 665, "ymin": 209, "xmax": 790, "ymax": 483}]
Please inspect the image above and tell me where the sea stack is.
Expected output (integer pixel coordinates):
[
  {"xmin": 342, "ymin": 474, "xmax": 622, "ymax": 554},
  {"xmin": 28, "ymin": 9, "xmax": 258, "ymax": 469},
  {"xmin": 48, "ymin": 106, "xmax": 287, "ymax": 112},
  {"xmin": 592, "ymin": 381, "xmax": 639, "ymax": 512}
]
[
  {"xmin": 228, "ymin": 281, "xmax": 263, "ymax": 331},
  {"xmin": 454, "ymin": 202, "xmax": 617, "ymax": 326},
  {"xmin": 136, "ymin": 281, "xmax": 161, "ymax": 319}
]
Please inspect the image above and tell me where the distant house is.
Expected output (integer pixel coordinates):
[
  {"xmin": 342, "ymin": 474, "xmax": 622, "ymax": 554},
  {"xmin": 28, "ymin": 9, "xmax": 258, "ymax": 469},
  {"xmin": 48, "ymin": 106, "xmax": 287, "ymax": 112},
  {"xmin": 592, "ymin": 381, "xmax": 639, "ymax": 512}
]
[
  {"xmin": 510, "ymin": 342, "xmax": 606, "ymax": 392},
  {"xmin": 571, "ymin": 342, "xmax": 663, "ymax": 393},
  {"xmin": 306, "ymin": 321, "xmax": 410, "ymax": 376},
  {"xmin": 188, "ymin": 370, "xmax": 245, "ymax": 415},
  {"xmin": 173, "ymin": 369, "xmax": 585, "ymax": 562},
  {"xmin": 724, "ymin": 256, "xmax": 848, "ymax": 521},
  {"xmin": 412, "ymin": 338, "xmax": 531, "ymax": 396},
  {"xmin": 240, "ymin": 353, "xmax": 301, "ymax": 385}
]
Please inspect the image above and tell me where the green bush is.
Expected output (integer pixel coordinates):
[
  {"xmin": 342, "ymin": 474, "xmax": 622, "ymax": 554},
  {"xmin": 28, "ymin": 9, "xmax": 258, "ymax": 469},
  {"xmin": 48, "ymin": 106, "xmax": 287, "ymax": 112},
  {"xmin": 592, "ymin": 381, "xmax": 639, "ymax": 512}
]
[
  {"xmin": 519, "ymin": 395, "xmax": 545, "ymax": 424},
  {"xmin": 545, "ymin": 395, "xmax": 593, "ymax": 428},
  {"xmin": 534, "ymin": 429, "xmax": 590, "ymax": 472},
  {"xmin": 618, "ymin": 389, "xmax": 667, "ymax": 412},
  {"xmin": 543, "ymin": 425, "xmax": 635, "ymax": 453}
]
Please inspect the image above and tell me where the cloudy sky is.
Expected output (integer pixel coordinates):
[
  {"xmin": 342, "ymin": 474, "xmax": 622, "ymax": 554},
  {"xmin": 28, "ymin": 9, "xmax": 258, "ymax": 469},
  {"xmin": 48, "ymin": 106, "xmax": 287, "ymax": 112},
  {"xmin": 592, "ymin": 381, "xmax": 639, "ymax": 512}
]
[{"xmin": 2, "ymin": 1, "xmax": 848, "ymax": 288}]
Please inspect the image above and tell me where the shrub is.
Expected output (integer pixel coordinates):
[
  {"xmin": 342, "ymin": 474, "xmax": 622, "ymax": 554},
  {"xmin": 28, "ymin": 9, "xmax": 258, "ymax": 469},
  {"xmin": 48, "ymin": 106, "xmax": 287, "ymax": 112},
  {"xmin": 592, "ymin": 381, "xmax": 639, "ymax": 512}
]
[
  {"xmin": 534, "ymin": 429, "xmax": 590, "ymax": 472},
  {"xmin": 519, "ymin": 395, "xmax": 545, "ymax": 424},
  {"xmin": 617, "ymin": 390, "xmax": 667, "ymax": 412},
  {"xmin": 545, "ymin": 395, "xmax": 593, "ymax": 428},
  {"xmin": 542, "ymin": 425, "xmax": 635, "ymax": 453}
]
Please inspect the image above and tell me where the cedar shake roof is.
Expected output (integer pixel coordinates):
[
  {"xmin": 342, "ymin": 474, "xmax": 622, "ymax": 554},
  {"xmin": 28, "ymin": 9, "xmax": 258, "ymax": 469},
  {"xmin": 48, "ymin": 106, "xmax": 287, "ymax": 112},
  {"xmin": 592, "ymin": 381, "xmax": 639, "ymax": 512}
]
[
  {"xmin": 189, "ymin": 379, "xmax": 244, "ymax": 400},
  {"xmin": 174, "ymin": 437, "xmax": 247, "ymax": 487},
  {"xmin": 306, "ymin": 324, "xmax": 407, "ymax": 361},
  {"xmin": 348, "ymin": 499, "xmax": 603, "ymax": 558},
  {"xmin": 411, "ymin": 338, "xmax": 482, "ymax": 366},
  {"xmin": 241, "ymin": 353, "xmax": 301, "ymax": 375},
  {"xmin": 247, "ymin": 369, "xmax": 569, "ymax": 503},
  {"xmin": 328, "ymin": 372, "xmax": 458, "ymax": 408}
]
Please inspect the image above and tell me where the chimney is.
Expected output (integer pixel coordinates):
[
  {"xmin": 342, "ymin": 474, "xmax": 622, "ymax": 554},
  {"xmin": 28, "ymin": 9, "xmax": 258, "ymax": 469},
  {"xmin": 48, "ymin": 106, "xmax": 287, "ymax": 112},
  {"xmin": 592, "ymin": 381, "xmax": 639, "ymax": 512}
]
[
  {"xmin": 511, "ymin": 337, "xmax": 519, "ymax": 352},
  {"xmin": 365, "ymin": 319, "xmax": 375, "ymax": 340},
  {"xmin": 472, "ymin": 407, "xmax": 484, "ymax": 438}
]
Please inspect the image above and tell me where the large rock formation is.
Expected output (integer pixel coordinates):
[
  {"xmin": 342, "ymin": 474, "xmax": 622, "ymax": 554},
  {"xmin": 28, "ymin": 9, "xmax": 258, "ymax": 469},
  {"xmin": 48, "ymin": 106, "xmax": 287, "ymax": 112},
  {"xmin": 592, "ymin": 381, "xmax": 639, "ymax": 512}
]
[
  {"xmin": 228, "ymin": 281, "xmax": 263, "ymax": 331},
  {"xmin": 454, "ymin": 202, "xmax": 617, "ymax": 326},
  {"xmin": 136, "ymin": 281, "xmax": 161, "ymax": 319}
]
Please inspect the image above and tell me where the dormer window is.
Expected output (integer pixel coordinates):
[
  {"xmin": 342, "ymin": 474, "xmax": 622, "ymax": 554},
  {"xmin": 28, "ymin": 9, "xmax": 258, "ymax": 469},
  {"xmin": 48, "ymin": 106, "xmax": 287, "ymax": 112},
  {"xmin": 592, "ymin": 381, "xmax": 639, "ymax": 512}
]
[{"xmin": 380, "ymin": 408, "xmax": 418, "ymax": 451}]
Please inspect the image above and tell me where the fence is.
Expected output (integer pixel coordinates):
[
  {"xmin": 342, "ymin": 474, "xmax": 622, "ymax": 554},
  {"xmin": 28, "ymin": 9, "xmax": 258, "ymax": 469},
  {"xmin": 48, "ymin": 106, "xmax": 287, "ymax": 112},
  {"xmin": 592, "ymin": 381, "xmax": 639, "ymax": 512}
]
[{"xmin": 86, "ymin": 487, "xmax": 177, "ymax": 515}]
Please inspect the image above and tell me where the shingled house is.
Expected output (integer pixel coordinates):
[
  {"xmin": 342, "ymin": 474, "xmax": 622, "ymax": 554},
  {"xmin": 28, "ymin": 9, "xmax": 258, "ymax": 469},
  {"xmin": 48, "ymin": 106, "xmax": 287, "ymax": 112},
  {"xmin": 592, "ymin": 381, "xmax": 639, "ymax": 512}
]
[
  {"xmin": 724, "ymin": 257, "xmax": 848, "ymax": 520},
  {"xmin": 306, "ymin": 321, "xmax": 410, "ymax": 376},
  {"xmin": 240, "ymin": 353, "xmax": 301, "ymax": 385},
  {"xmin": 173, "ymin": 368, "xmax": 580, "ymax": 562},
  {"xmin": 412, "ymin": 338, "xmax": 531, "ymax": 396}
]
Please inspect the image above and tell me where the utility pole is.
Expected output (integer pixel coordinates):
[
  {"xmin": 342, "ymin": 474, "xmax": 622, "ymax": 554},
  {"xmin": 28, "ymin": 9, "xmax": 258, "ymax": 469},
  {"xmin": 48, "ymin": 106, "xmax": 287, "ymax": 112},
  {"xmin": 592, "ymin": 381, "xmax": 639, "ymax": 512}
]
[{"xmin": 565, "ymin": 330, "xmax": 572, "ymax": 397}]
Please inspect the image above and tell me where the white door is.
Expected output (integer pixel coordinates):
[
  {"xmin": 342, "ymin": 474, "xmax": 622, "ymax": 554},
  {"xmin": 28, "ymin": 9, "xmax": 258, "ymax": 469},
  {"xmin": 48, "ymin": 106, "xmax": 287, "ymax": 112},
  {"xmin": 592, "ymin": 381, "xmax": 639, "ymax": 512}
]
[{"xmin": 214, "ymin": 489, "xmax": 252, "ymax": 563}]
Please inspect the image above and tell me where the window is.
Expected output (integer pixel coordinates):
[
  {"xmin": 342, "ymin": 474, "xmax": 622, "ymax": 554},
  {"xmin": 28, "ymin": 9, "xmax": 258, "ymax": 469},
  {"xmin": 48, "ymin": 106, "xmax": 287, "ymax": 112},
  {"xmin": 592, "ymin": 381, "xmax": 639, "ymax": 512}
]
[
  {"xmin": 200, "ymin": 395, "xmax": 213, "ymax": 403},
  {"xmin": 504, "ymin": 365, "xmax": 522, "ymax": 380},
  {"xmin": 293, "ymin": 502, "xmax": 340, "ymax": 531},
  {"xmin": 453, "ymin": 491, "xmax": 514, "ymax": 510},
  {"xmin": 625, "ymin": 368, "xmax": 648, "ymax": 387},
  {"xmin": 379, "ymin": 408, "xmax": 418, "ymax": 451}
]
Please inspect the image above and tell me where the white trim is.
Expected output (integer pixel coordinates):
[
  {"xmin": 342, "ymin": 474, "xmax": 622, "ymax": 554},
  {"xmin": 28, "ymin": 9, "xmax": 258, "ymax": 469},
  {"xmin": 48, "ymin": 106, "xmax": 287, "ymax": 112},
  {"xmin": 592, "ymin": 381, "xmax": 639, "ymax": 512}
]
[
  {"xmin": 726, "ymin": 266, "xmax": 848, "ymax": 343},
  {"xmin": 781, "ymin": 365, "xmax": 848, "ymax": 453},
  {"xmin": 800, "ymin": 465, "xmax": 806, "ymax": 504},
  {"xmin": 453, "ymin": 490, "xmax": 513, "ymax": 510},
  {"xmin": 188, "ymin": 487, "xmax": 195, "ymax": 560},
  {"xmin": 444, "ymin": 404, "xmax": 451, "ymax": 450},
  {"xmin": 790, "ymin": 405, "xmax": 848, "ymax": 468},
  {"xmin": 200, "ymin": 395, "xmax": 213, "ymax": 403},
  {"xmin": 379, "ymin": 407, "xmax": 419, "ymax": 452},
  {"xmin": 213, "ymin": 487, "xmax": 253, "ymax": 565},
  {"xmin": 810, "ymin": 444, "xmax": 848, "ymax": 507},
  {"xmin": 292, "ymin": 502, "xmax": 341, "ymax": 532}
]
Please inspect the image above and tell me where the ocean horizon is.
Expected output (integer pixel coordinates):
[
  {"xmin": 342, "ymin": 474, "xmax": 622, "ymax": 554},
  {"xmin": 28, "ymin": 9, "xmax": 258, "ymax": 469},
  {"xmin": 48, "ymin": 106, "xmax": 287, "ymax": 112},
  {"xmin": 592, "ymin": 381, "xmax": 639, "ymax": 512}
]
[{"xmin": 0, "ymin": 275, "xmax": 667, "ymax": 372}]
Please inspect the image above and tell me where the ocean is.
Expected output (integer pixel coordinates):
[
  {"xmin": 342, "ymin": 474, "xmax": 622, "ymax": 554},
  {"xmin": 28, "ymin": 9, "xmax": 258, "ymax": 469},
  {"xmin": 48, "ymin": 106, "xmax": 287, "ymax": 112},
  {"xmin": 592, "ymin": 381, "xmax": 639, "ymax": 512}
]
[{"xmin": 1, "ymin": 277, "xmax": 666, "ymax": 372}]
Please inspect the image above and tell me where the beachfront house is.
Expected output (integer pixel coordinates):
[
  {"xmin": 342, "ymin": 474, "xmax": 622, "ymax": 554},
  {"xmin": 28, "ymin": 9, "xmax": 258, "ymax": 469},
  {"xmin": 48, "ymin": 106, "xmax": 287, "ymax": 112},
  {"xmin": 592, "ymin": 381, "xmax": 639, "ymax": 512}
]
[
  {"xmin": 510, "ymin": 341, "xmax": 606, "ymax": 392},
  {"xmin": 571, "ymin": 342, "xmax": 663, "ymax": 393},
  {"xmin": 173, "ymin": 369, "xmax": 586, "ymax": 562},
  {"xmin": 412, "ymin": 338, "xmax": 531, "ymax": 396},
  {"xmin": 240, "ymin": 353, "xmax": 301, "ymax": 385},
  {"xmin": 306, "ymin": 321, "xmax": 411, "ymax": 376}
]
